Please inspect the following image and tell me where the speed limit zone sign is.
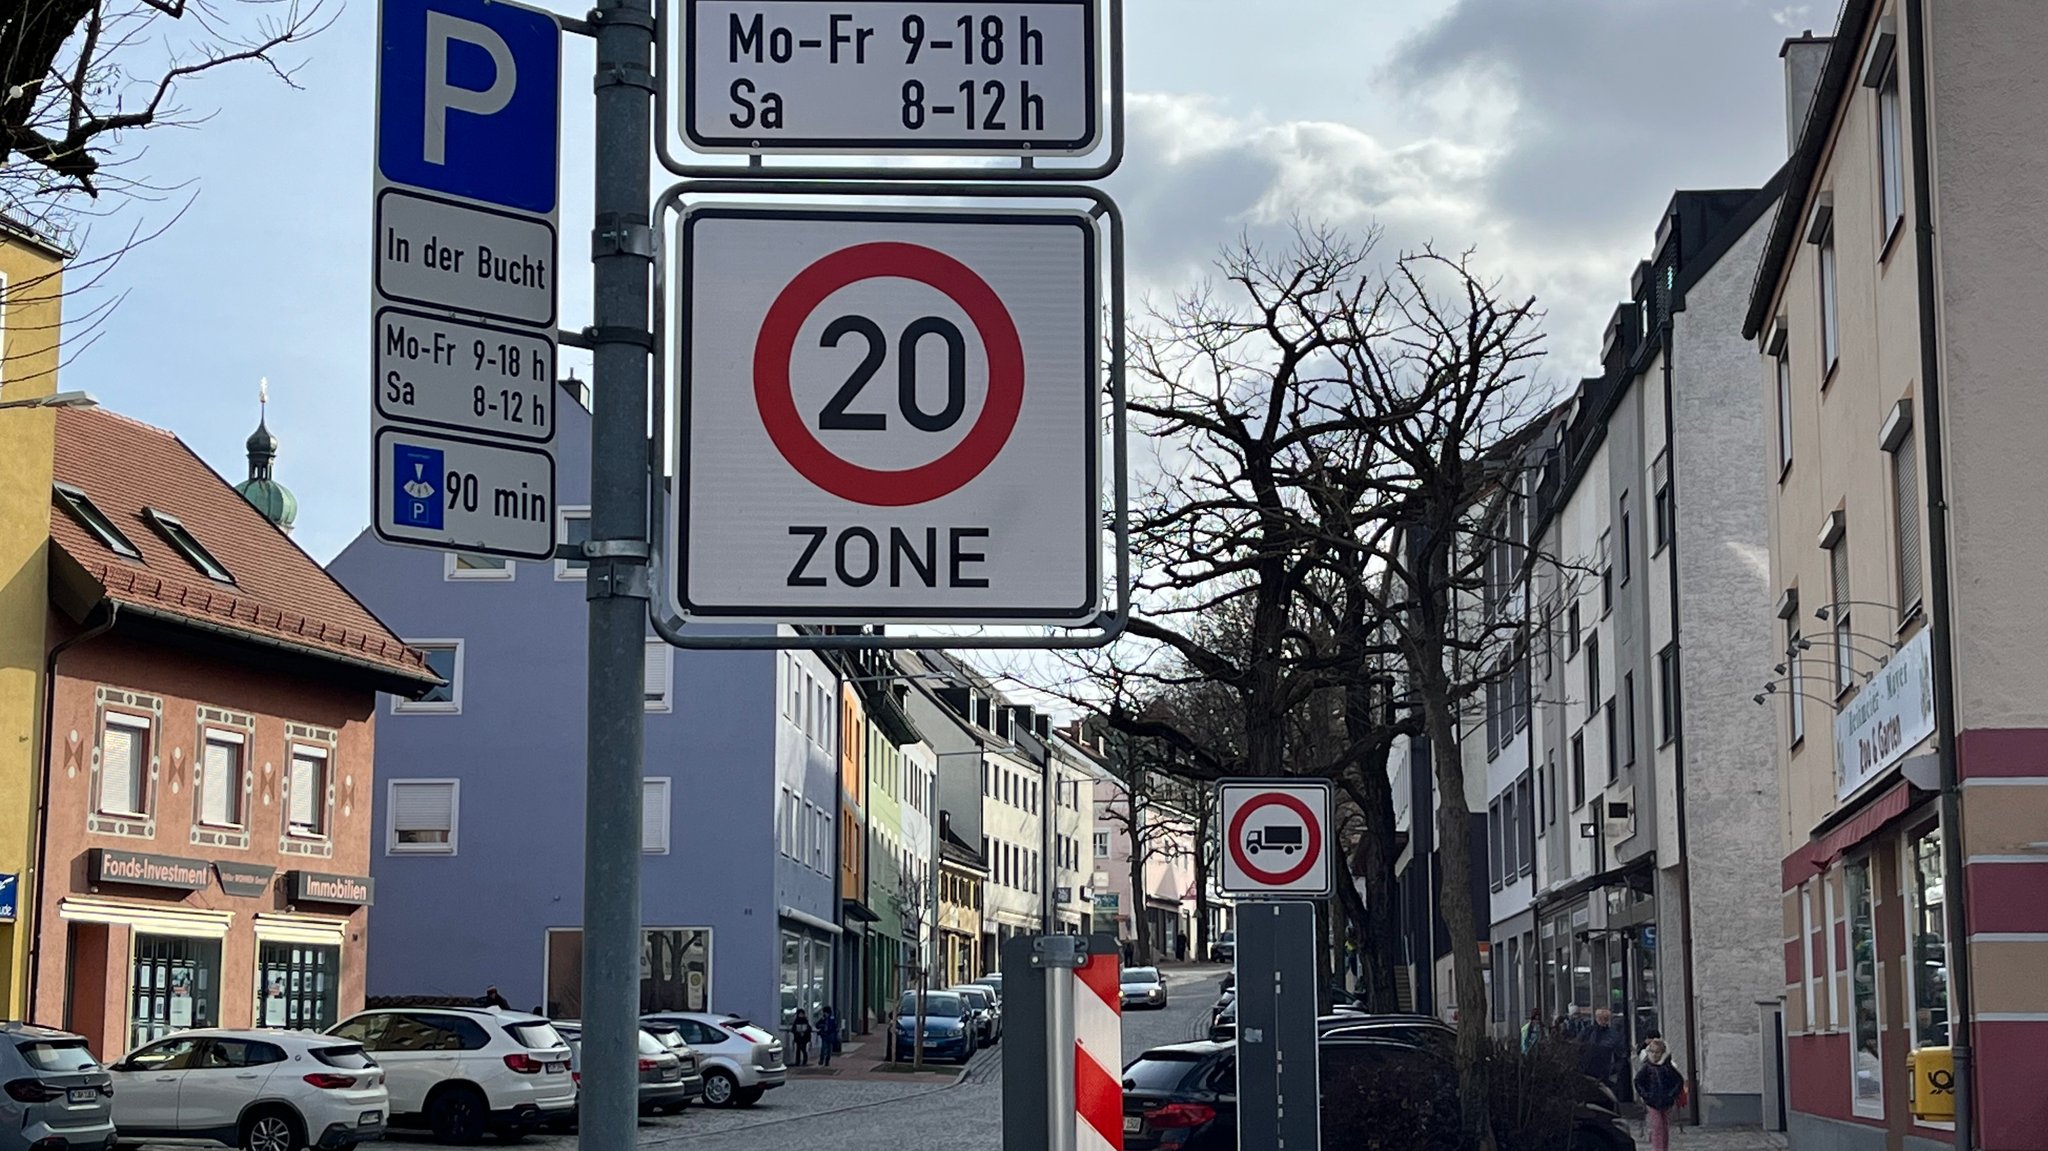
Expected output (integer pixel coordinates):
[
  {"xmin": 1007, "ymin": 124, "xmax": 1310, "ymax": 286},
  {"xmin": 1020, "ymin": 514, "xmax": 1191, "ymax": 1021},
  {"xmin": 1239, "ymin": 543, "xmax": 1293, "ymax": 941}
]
[{"xmin": 675, "ymin": 203, "xmax": 1101, "ymax": 624}]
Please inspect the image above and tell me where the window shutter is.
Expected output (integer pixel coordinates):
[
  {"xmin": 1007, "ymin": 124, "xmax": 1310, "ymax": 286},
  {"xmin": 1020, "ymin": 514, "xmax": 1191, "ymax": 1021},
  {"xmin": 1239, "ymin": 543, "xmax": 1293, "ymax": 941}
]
[
  {"xmin": 644, "ymin": 642, "xmax": 672, "ymax": 708},
  {"xmin": 203, "ymin": 739, "xmax": 237, "ymax": 824},
  {"xmin": 1894, "ymin": 440, "xmax": 1922, "ymax": 610},
  {"xmin": 289, "ymin": 753, "xmax": 321, "ymax": 829},
  {"xmin": 642, "ymin": 779, "xmax": 669, "ymax": 853},
  {"xmin": 100, "ymin": 724, "xmax": 139, "ymax": 814},
  {"xmin": 392, "ymin": 781, "xmax": 455, "ymax": 844}
]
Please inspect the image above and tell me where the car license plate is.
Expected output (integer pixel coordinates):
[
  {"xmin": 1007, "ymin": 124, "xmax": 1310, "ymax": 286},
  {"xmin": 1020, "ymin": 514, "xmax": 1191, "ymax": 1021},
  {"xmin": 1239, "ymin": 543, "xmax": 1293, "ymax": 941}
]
[
  {"xmin": 359, "ymin": 1111, "xmax": 382, "ymax": 1127},
  {"xmin": 67, "ymin": 1088, "xmax": 97, "ymax": 1105},
  {"xmin": 1123, "ymin": 1116, "xmax": 1142, "ymax": 1134},
  {"xmin": 545, "ymin": 1062, "xmax": 567, "ymax": 1073},
  {"xmin": 661, "ymin": 1068, "xmax": 680, "ymax": 1081}
]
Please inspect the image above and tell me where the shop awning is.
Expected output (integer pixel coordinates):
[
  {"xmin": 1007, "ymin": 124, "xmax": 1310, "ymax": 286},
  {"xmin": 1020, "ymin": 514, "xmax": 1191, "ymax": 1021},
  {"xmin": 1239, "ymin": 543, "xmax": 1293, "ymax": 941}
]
[
  {"xmin": 1813, "ymin": 781, "xmax": 1912, "ymax": 866},
  {"xmin": 780, "ymin": 905, "xmax": 843, "ymax": 936}
]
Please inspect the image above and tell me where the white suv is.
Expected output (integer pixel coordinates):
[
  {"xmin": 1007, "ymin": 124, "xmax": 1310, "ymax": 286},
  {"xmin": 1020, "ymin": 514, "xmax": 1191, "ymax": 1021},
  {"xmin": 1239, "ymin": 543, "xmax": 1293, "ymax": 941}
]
[
  {"xmin": 327, "ymin": 1008, "xmax": 573, "ymax": 1143},
  {"xmin": 108, "ymin": 1030, "xmax": 387, "ymax": 1151}
]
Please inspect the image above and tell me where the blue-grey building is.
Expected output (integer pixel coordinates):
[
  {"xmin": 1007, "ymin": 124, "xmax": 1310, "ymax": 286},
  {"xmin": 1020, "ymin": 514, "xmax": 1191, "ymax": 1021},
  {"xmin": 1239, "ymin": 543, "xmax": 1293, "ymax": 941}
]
[{"xmin": 327, "ymin": 392, "xmax": 843, "ymax": 1031}]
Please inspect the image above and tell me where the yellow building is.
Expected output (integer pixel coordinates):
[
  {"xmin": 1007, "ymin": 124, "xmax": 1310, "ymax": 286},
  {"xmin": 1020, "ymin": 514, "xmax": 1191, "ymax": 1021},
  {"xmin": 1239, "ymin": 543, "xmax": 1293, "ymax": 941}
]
[{"xmin": 0, "ymin": 216, "xmax": 68, "ymax": 1018}]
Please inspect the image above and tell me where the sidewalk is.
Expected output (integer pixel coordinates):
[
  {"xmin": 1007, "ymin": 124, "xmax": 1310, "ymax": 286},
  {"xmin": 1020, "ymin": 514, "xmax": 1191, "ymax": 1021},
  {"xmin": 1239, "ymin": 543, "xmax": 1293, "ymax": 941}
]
[
  {"xmin": 1661, "ymin": 1125, "xmax": 1789, "ymax": 1151},
  {"xmin": 783, "ymin": 1037, "xmax": 972, "ymax": 1084}
]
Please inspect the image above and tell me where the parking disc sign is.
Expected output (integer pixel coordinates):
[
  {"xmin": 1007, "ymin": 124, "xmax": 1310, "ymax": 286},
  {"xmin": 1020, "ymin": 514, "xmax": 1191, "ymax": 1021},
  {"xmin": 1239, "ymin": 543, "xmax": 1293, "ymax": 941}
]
[
  {"xmin": 1218, "ymin": 779, "xmax": 1333, "ymax": 898},
  {"xmin": 674, "ymin": 203, "xmax": 1101, "ymax": 624}
]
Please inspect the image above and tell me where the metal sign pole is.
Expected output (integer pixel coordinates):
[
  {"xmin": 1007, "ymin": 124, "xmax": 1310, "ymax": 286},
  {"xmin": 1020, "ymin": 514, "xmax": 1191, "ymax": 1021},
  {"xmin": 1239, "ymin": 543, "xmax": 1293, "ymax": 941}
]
[{"xmin": 583, "ymin": 0, "xmax": 656, "ymax": 1148}]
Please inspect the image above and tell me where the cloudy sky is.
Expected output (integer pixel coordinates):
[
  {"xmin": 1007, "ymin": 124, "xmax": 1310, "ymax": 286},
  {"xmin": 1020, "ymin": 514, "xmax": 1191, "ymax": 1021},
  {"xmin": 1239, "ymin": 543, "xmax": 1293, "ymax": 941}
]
[{"xmin": 56, "ymin": 0, "xmax": 1812, "ymax": 563}]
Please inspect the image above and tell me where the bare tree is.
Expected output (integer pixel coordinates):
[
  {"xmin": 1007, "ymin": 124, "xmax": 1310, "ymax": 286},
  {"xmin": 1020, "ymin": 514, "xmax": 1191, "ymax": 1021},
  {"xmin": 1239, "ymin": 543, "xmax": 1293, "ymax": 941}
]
[{"xmin": 3, "ymin": 0, "xmax": 331, "ymax": 220}]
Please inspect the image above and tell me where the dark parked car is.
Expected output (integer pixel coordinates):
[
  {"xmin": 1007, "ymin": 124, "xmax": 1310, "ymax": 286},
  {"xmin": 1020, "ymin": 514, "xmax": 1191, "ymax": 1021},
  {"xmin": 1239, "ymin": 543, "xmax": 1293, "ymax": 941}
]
[
  {"xmin": 1120, "ymin": 1032, "xmax": 1635, "ymax": 1151},
  {"xmin": 889, "ymin": 993, "xmax": 976, "ymax": 1065},
  {"xmin": 1208, "ymin": 932, "xmax": 1235, "ymax": 964},
  {"xmin": 0, "ymin": 1023, "xmax": 114, "ymax": 1151}
]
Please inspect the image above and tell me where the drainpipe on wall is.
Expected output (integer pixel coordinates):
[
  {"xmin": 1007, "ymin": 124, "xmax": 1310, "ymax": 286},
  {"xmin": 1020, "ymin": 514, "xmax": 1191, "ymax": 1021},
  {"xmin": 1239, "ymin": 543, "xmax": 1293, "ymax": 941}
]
[
  {"xmin": 1900, "ymin": 2, "xmax": 1973, "ymax": 1146},
  {"xmin": 26, "ymin": 601, "xmax": 119, "ymax": 1010}
]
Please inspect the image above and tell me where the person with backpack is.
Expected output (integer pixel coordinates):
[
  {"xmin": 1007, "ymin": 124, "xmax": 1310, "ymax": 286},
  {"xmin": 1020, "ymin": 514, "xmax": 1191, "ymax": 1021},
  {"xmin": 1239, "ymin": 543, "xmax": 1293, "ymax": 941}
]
[
  {"xmin": 1633, "ymin": 1037, "xmax": 1687, "ymax": 1151},
  {"xmin": 790, "ymin": 1008, "xmax": 813, "ymax": 1066}
]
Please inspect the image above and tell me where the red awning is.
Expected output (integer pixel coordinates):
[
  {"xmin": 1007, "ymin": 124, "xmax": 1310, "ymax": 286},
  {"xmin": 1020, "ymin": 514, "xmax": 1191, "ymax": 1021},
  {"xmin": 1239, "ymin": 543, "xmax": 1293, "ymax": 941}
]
[{"xmin": 1813, "ymin": 781, "xmax": 1912, "ymax": 866}]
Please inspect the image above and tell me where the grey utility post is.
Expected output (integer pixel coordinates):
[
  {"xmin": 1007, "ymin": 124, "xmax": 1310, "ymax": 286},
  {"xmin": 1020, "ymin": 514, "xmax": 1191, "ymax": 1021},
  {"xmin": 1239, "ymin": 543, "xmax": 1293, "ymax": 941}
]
[{"xmin": 582, "ymin": 0, "xmax": 656, "ymax": 1148}]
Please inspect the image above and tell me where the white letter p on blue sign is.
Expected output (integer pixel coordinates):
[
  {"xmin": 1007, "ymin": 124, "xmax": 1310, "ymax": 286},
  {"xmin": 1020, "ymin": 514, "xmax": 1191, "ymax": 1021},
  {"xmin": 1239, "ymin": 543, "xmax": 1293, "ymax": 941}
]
[
  {"xmin": 423, "ymin": 11, "xmax": 517, "ymax": 166},
  {"xmin": 376, "ymin": 0, "xmax": 559, "ymax": 215}
]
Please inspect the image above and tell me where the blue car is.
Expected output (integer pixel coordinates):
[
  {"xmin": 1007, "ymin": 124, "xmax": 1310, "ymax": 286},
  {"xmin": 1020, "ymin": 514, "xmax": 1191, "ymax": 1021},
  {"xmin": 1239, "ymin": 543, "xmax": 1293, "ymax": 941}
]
[{"xmin": 890, "ymin": 992, "xmax": 977, "ymax": 1064}]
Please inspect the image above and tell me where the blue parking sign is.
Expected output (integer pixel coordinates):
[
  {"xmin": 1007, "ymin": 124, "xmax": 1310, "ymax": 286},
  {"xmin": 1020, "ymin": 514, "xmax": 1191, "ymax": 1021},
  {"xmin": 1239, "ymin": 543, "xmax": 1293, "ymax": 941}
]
[
  {"xmin": 377, "ymin": 0, "xmax": 560, "ymax": 214},
  {"xmin": 392, "ymin": 442, "xmax": 446, "ymax": 529},
  {"xmin": 0, "ymin": 873, "xmax": 17, "ymax": 922}
]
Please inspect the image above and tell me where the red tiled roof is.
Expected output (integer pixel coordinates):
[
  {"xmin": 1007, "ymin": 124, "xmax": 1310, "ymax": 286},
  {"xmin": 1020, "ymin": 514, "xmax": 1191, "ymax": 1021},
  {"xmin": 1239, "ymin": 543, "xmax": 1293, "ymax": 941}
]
[{"xmin": 50, "ymin": 407, "xmax": 432, "ymax": 683}]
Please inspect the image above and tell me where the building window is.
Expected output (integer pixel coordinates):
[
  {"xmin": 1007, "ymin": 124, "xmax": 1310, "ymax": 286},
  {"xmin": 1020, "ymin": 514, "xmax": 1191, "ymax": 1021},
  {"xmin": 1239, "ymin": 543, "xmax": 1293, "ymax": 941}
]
[
  {"xmin": 144, "ymin": 508, "xmax": 234, "ymax": 584},
  {"xmin": 1905, "ymin": 825, "xmax": 1950, "ymax": 1050},
  {"xmin": 1802, "ymin": 884, "xmax": 1820, "ymax": 1032},
  {"xmin": 1656, "ymin": 645, "xmax": 1679, "ymax": 747},
  {"xmin": 1567, "ymin": 601, "xmax": 1581, "ymax": 657},
  {"xmin": 1788, "ymin": 618, "xmax": 1807, "ymax": 746},
  {"xmin": 645, "ymin": 640, "xmax": 673, "ymax": 712},
  {"xmin": 1585, "ymin": 632, "xmax": 1601, "ymax": 709},
  {"xmin": 1877, "ymin": 65, "xmax": 1905, "ymax": 238},
  {"xmin": 199, "ymin": 732, "xmax": 245, "ymax": 828},
  {"xmin": 396, "ymin": 641, "xmax": 462, "ymax": 714},
  {"xmin": 1776, "ymin": 350, "xmax": 1795, "ymax": 474},
  {"xmin": 1516, "ymin": 776, "xmax": 1533, "ymax": 876},
  {"xmin": 643, "ymin": 777, "xmax": 671, "ymax": 854},
  {"xmin": 98, "ymin": 712, "xmax": 152, "ymax": 817},
  {"xmin": 388, "ymin": 779, "xmax": 458, "ymax": 853},
  {"xmin": 1846, "ymin": 857, "xmax": 1882, "ymax": 1115},
  {"xmin": 1570, "ymin": 734, "xmax": 1586, "ymax": 810},
  {"xmin": 1599, "ymin": 531, "xmax": 1613, "ymax": 613},
  {"xmin": 1889, "ymin": 425, "xmax": 1923, "ymax": 618},
  {"xmin": 1488, "ymin": 801, "xmax": 1503, "ymax": 890},
  {"xmin": 1621, "ymin": 673, "xmax": 1636, "ymax": 768},
  {"xmin": 1604, "ymin": 702, "xmax": 1619, "ymax": 783},
  {"xmin": 130, "ymin": 935, "xmax": 223, "ymax": 1048},
  {"xmin": 445, "ymin": 552, "xmax": 513, "ymax": 580},
  {"xmin": 53, "ymin": 482, "xmax": 142, "ymax": 558},
  {"xmin": 286, "ymin": 746, "xmax": 327, "ymax": 838},
  {"xmin": 1820, "ymin": 225, "xmax": 1840, "ymax": 373},
  {"xmin": 1617, "ymin": 493, "xmax": 1632, "ymax": 586},
  {"xmin": 256, "ymin": 941, "xmax": 340, "ymax": 1031},
  {"xmin": 1652, "ymin": 456, "xmax": 1673, "ymax": 553},
  {"xmin": 1830, "ymin": 536, "xmax": 1854, "ymax": 694},
  {"xmin": 555, "ymin": 506, "xmax": 592, "ymax": 579},
  {"xmin": 1094, "ymin": 831, "xmax": 1109, "ymax": 858}
]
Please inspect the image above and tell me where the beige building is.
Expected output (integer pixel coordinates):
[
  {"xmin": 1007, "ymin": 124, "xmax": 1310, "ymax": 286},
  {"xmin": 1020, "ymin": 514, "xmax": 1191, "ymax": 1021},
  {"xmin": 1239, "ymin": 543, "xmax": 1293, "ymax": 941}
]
[{"xmin": 1746, "ymin": 3, "xmax": 2048, "ymax": 1149}]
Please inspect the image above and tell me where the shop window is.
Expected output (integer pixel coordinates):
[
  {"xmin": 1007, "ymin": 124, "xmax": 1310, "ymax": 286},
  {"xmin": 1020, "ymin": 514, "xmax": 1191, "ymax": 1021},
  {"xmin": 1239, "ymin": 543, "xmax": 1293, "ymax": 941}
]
[
  {"xmin": 130, "ymin": 935, "xmax": 223, "ymax": 1049},
  {"xmin": 1906, "ymin": 826, "xmax": 1950, "ymax": 1049},
  {"xmin": 544, "ymin": 927, "xmax": 711, "ymax": 1019},
  {"xmin": 257, "ymin": 940, "xmax": 340, "ymax": 1030},
  {"xmin": 1846, "ymin": 857, "xmax": 1883, "ymax": 1115}
]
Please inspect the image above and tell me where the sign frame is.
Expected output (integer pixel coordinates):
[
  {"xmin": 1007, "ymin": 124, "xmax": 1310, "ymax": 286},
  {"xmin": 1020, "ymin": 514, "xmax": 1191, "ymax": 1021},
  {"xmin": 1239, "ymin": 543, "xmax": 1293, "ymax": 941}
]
[
  {"xmin": 1216, "ymin": 778, "xmax": 1334, "ymax": 899},
  {"xmin": 669, "ymin": 198, "xmax": 1104, "ymax": 627},
  {"xmin": 370, "ymin": 0, "xmax": 563, "ymax": 562},
  {"xmin": 681, "ymin": 0, "xmax": 1101, "ymax": 157}
]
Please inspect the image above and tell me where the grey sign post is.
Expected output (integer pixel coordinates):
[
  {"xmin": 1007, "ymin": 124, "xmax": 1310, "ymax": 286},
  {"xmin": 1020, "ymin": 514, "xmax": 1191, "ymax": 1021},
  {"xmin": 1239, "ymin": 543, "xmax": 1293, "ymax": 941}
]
[{"xmin": 1235, "ymin": 900, "xmax": 1323, "ymax": 1151}]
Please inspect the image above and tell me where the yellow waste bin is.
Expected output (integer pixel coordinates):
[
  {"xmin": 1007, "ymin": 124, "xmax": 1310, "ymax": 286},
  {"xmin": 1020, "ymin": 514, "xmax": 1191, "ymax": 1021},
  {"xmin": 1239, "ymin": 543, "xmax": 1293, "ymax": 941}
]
[{"xmin": 1908, "ymin": 1046, "xmax": 1956, "ymax": 1122}]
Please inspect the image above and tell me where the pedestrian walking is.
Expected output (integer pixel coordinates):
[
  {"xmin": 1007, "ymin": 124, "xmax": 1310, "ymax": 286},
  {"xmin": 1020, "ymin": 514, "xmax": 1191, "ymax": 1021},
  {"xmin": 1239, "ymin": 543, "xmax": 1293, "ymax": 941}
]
[
  {"xmin": 818, "ymin": 1006, "xmax": 839, "ymax": 1067},
  {"xmin": 1520, "ymin": 1008, "xmax": 1545, "ymax": 1053},
  {"xmin": 1583, "ymin": 1007, "xmax": 1630, "ymax": 1099},
  {"xmin": 479, "ymin": 985, "xmax": 510, "ymax": 1010},
  {"xmin": 790, "ymin": 1008, "xmax": 813, "ymax": 1066},
  {"xmin": 1633, "ymin": 1037, "xmax": 1686, "ymax": 1151}
]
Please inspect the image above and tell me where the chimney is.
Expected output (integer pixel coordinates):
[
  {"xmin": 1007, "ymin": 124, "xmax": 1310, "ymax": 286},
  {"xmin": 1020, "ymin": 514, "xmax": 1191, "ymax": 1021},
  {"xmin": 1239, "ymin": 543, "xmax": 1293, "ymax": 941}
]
[{"xmin": 1781, "ymin": 31, "xmax": 1831, "ymax": 155}]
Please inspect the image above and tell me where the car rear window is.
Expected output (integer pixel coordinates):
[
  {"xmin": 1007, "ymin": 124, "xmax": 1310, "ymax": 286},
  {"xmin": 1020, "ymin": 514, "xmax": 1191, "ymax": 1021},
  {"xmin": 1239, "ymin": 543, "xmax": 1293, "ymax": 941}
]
[
  {"xmin": 1121, "ymin": 1053, "xmax": 1207, "ymax": 1092},
  {"xmin": 733, "ymin": 1025, "xmax": 776, "ymax": 1045},
  {"xmin": 311, "ymin": 1045, "xmax": 375, "ymax": 1070},
  {"xmin": 17, "ymin": 1040, "xmax": 99, "ymax": 1073},
  {"xmin": 505, "ymin": 1022, "xmax": 566, "ymax": 1050},
  {"xmin": 637, "ymin": 1032, "xmax": 667, "ymax": 1056}
]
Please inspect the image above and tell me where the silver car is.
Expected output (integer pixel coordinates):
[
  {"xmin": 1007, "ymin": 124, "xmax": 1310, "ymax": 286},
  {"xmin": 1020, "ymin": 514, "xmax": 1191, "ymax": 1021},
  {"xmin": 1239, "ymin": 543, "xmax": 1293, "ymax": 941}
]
[
  {"xmin": 640, "ymin": 1014, "xmax": 784, "ymax": 1108},
  {"xmin": 550, "ymin": 1023, "xmax": 700, "ymax": 1120},
  {"xmin": 1119, "ymin": 967, "xmax": 1168, "ymax": 1010},
  {"xmin": 0, "ymin": 1023, "xmax": 115, "ymax": 1151}
]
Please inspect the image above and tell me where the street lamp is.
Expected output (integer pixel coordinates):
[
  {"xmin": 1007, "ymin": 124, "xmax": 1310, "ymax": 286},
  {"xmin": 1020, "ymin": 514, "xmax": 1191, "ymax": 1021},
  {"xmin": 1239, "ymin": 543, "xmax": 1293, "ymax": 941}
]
[{"xmin": 0, "ymin": 391, "xmax": 97, "ymax": 411}]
